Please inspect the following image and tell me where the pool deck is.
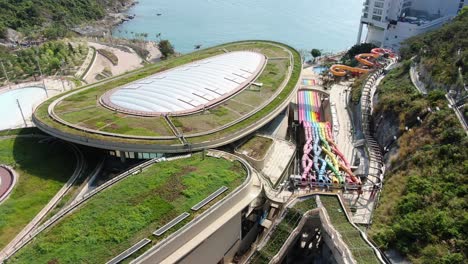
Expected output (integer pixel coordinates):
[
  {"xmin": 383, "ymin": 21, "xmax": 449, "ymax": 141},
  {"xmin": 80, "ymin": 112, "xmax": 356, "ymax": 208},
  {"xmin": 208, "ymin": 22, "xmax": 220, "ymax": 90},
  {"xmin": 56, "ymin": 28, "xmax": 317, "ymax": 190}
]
[{"xmin": 0, "ymin": 78, "xmax": 74, "ymax": 130}]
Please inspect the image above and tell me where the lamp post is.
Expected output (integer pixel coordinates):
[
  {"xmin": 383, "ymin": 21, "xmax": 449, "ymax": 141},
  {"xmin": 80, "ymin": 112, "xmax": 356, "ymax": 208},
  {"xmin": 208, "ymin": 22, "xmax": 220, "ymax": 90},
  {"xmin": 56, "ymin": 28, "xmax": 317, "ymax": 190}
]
[
  {"xmin": 35, "ymin": 57, "xmax": 49, "ymax": 97},
  {"xmin": 16, "ymin": 99, "xmax": 27, "ymax": 127}
]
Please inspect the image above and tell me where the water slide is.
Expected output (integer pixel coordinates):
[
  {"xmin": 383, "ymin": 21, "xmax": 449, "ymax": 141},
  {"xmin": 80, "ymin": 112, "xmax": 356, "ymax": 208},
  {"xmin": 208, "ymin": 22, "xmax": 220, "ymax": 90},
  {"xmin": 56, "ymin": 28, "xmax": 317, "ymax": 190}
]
[
  {"xmin": 355, "ymin": 53, "xmax": 381, "ymax": 67},
  {"xmin": 371, "ymin": 48, "xmax": 396, "ymax": 58},
  {"xmin": 322, "ymin": 122, "xmax": 361, "ymax": 184},
  {"xmin": 329, "ymin": 64, "xmax": 370, "ymax": 77},
  {"xmin": 330, "ymin": 47, "xmax": 396, "ymax": 77},
  {"xmin": 297, "ymin": 90, "xmax": 361, "ymax": 186}
]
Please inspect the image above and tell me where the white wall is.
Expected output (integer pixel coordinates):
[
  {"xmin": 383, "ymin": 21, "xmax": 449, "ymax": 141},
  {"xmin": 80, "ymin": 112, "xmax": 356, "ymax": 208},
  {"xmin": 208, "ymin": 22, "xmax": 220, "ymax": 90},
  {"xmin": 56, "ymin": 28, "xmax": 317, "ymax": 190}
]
[
  {"xmin": 384, "ymin": 16, "xmax": 453, "ymax": 49},
  {"xmin": 387, "ymin": 0, "xmax": 404, "ymax": 20},
  {"xmin": 180, "ymin": 213, "xmax": 241, "ymax": 264},
  {"xmin": 411, "ymin": 0, "xmax": 460, "ymax": 16},
  {"xmin": 366, "ymin": 25, "xmax": 386, "ymax": 46}
]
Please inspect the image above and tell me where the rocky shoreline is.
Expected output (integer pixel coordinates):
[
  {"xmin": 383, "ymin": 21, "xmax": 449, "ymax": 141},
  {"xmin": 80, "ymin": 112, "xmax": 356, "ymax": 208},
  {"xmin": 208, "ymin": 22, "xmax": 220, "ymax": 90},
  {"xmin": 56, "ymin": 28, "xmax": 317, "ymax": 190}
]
[{"xmin": 72, "ymin": 0, "xmax": 138, "ymax": 37}]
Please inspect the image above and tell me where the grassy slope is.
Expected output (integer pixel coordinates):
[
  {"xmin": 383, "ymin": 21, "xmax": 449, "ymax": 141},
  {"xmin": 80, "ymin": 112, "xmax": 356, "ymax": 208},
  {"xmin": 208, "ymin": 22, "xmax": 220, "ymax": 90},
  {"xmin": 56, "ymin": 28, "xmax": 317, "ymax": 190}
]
[
  {"xmin": 0, "ymin": 137, "xmax": 75, "ymax": 249},
  {"xmin": 320, "ymin": 196, "xmax": 379, "ymax": 264},
  {"xmin": 9, "ymin": 154, "xmax": 246, "ymax": 264},
  {"xmin": 369, "ymin": 64, "xmax": 467, "ymax": 263}
]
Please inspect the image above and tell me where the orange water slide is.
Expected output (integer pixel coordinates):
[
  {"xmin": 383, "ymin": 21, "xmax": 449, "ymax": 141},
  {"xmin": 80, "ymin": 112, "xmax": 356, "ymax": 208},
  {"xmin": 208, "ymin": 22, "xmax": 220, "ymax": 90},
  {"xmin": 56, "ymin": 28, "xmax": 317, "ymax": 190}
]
[
  {"xmin": 329, "ymin": 64, "xmax": 370, "ymax": 77},
  {"xmin": 355, "ymin": 53, "xmax": 381, "ymax": 67}
]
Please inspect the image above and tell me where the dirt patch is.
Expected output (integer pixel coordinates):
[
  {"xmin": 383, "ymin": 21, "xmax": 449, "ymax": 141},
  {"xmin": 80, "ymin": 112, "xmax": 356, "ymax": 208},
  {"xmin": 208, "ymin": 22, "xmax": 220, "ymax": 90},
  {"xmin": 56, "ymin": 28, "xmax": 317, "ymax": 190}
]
[{"xmin": 238, "ymin": 136, "xmax": 273, "ymax": 160}]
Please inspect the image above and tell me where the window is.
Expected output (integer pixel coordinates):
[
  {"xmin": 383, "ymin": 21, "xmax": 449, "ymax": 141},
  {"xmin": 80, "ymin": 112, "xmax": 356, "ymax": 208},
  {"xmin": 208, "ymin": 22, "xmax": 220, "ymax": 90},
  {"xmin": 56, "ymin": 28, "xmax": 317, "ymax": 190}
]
[
  {"xmin": 374, "ymin": 1, "xmax": 384, "ymax": 8},
  {"xmin": 372, "ymin": 15, "xmax": 382, "ymax": 21},
  {"xmin": 373, "ymin": 9, "xmax": 383, "ymax": 15}
]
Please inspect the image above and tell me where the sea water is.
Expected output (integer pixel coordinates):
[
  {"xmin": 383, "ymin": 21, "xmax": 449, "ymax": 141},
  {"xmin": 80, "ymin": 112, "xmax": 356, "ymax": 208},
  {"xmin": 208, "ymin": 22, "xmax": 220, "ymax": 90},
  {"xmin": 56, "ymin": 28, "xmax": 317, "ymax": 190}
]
[{"xmin": 114, "ymin": 0, "xmax": 364, "ymax": 54}]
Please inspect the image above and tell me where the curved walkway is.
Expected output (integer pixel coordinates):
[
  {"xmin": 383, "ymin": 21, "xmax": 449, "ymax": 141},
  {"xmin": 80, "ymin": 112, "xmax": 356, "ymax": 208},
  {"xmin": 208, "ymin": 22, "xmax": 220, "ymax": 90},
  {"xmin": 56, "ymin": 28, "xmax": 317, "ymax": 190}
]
[
  {"xmin": 75, "ymin": 46, "xmax": 96, "ymax": 79},
  {"xmin": 0, "ymin": 165, "xmax": 17, "ymax": 204},
  {"xmin": 0, "ymin": 142, "xmax": 86, "ymax": 261},
  {"xmin": 352, "ymin": 58, "xmax": 398, "ymax": 225}
]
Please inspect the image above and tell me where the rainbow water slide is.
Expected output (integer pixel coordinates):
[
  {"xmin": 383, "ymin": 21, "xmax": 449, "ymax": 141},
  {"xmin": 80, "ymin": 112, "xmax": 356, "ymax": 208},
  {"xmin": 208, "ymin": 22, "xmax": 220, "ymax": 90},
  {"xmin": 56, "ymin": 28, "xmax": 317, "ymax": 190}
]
[
  {"xmin": 299, "ymin": 94, "xmax": 314, "ymax": 181},
  {"xmin": 324, "ymin": 158, "xmax": 342, "ymax": 184},
  {"xmin": 318, "ymin": 157, "xmax": 330, "ymax": 183},
  {"xmin": 322, "ymin": 122, "xmax": 361, "ymax": 184},
  {"xmin": 298, "ymin": 90, "xmax": 361, "ymax": 185}
]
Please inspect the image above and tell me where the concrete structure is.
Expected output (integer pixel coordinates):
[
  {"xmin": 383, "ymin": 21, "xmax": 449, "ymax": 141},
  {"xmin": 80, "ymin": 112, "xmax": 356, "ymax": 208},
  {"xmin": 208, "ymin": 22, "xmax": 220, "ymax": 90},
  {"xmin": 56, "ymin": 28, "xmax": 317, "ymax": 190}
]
[
  {"xmin": 101, "ymin": 51, "xmax": 266, "ymax": 116},
  {"xmin": 33, "ymin": 41, "xmax": 300, "ymax": 155},
  {"xmin": 357, "ymin": 0, "xmax": 467, "ymax": 49},
  {"xmin": 133, "ymin": 151, "xmax": 263, "ymax": 264}
]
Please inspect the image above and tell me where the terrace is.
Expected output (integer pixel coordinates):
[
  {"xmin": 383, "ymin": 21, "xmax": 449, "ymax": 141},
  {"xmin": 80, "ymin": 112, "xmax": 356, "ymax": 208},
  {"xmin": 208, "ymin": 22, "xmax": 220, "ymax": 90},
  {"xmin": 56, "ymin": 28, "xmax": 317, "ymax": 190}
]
[
  {"xmin": 0, "ymin": 130, "xmax": 77, "ymax": 250},
  {"xmin": 33, "ymin": 41, "xmax": 301, "ymax": 152},
  {"xmin": 8, "ymin": 153, "xmax": 247, "ymax": 264}
]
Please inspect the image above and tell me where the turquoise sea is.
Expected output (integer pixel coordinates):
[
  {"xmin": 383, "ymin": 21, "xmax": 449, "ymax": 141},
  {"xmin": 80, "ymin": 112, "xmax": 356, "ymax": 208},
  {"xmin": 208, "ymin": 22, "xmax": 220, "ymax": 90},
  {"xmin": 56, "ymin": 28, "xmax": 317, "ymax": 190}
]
[{"xmin": 114, "ymin": 0, "xmax": 364, "ymax": 54}]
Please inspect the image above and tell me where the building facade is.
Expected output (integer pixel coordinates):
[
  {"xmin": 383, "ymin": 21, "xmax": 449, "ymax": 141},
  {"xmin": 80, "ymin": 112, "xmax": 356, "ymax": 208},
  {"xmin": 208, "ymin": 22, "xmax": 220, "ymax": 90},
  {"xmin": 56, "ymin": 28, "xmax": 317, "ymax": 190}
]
[{"xmin": 357, "ymin": 0, "xmax": 467, "ymax": 49}]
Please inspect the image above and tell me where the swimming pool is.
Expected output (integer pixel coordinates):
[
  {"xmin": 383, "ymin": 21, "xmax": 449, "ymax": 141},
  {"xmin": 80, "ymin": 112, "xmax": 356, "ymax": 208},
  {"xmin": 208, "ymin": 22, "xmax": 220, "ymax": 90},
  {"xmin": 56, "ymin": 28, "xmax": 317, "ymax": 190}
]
[
  {"xmin": 0, "ymin": 86, "xmax": 47, "ymax": 130},
  {"xmin": 313, "ymin": 66, "xmax": 328, "ymax": 74}
]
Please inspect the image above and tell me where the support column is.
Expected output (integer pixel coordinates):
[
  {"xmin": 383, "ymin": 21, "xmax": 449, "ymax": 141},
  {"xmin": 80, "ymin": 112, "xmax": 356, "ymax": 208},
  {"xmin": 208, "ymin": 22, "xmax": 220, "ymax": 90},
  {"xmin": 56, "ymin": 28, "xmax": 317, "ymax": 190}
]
[
  {"xmin": 357, "ymin": 22, "xmax": 364, "ymax": 44},
  {"xmin": 119, "ymin": 150, "xmax": 126, "ymax": 163}
]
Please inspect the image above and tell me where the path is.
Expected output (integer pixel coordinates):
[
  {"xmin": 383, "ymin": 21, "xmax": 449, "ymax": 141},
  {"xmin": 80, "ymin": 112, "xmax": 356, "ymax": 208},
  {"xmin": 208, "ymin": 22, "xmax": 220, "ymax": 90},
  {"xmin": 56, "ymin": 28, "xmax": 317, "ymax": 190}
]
[
  {"xmin": 345, "ymin": 70, "xmax": 387, "ymax": 225},
  {"xmin": 0, "ymin": 166, "xmax": 16, "ymax": 204},
  {"xmin": 410, "ymin": 60, "xmax": 467, "ymax": 135},
  {"xmin": 84, "ymin": 42, "xmax": 144, "ymax": 83},
  {"xmin": 75, "ymin": 46, "xmax": 96, "ymax": 79}
]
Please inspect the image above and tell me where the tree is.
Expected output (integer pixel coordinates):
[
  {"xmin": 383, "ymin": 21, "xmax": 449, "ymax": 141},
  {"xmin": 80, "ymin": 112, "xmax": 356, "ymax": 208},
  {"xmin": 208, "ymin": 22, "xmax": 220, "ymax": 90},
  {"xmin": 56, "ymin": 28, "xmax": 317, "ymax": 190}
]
[
  {"xmin": 310, "ymin": 49, "xmax": 321, "ymax": 62},
  {"xmin": 340, "ymin": 42, "xmax": 378, "ymax": 66},
  {"xmin": 0, "ymin": 25, "xmax": 6, "ymax": 39},
  {"xmin": 158, "ymin": 40, "xmax": 175, "ymax": 58}
]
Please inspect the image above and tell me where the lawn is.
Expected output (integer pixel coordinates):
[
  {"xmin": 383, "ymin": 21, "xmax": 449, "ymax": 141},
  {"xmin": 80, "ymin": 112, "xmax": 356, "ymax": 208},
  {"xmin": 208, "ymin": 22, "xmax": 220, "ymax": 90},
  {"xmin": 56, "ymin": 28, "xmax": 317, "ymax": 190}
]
[
  {"xmin": 34, "ymin": 40, "xmax": 300, "ymax": 146},
  {"xmin": 237, "ymin": 136, "xmax": 273, "ymax": 160},
  {"xmin": 0, "ymin": 135, "xmax": 75, "ymax": 249},
  {"xmin": 9, "ymin": 153, "xmax": 246, "ymax": 264}
]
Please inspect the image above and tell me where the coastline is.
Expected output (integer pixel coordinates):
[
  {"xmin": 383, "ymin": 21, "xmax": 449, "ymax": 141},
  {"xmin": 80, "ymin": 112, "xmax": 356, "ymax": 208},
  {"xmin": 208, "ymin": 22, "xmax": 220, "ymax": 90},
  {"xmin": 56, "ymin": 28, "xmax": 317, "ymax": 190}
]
[{"xmin": 72, "ymin": 0, "xmax": 138, "ymax": 37}]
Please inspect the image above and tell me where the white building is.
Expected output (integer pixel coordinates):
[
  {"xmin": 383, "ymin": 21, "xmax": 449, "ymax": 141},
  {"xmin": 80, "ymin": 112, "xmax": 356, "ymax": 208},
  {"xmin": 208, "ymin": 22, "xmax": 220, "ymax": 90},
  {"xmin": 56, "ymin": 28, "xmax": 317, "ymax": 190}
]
[{"xmin": 357, "ymin": 0, "xmax": 467, "ymax": 49}]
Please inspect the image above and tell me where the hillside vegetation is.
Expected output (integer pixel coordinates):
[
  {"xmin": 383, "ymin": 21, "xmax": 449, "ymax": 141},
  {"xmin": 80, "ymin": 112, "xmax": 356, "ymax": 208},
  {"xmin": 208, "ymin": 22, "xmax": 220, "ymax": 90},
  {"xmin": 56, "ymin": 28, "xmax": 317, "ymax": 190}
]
[
  {"xmin": 0, "ymin": 0, "xmax": 131, "ymax": 39},
  {"xmin": 370, "ymin": 63, "xmax": 467, "ymax": 263},
  {"xmin": 400, "ymin": 9, "xmax": 467, "ymax": 88},
  {"xmin": 0, "ymin": 41, "xmax": 87, "ymax": 82}
]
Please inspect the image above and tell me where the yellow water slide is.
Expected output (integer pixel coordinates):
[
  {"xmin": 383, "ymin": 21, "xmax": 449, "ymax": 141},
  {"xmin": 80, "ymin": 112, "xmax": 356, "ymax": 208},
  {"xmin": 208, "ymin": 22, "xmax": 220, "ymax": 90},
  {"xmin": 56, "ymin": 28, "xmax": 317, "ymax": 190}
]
[
  {"xmin": 355, "ymin": 53, "xmax": 380, "ymax": 67},
  {"xmin": 329, "ymin": 65, "xmax": 370, "ymax": 77}
]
